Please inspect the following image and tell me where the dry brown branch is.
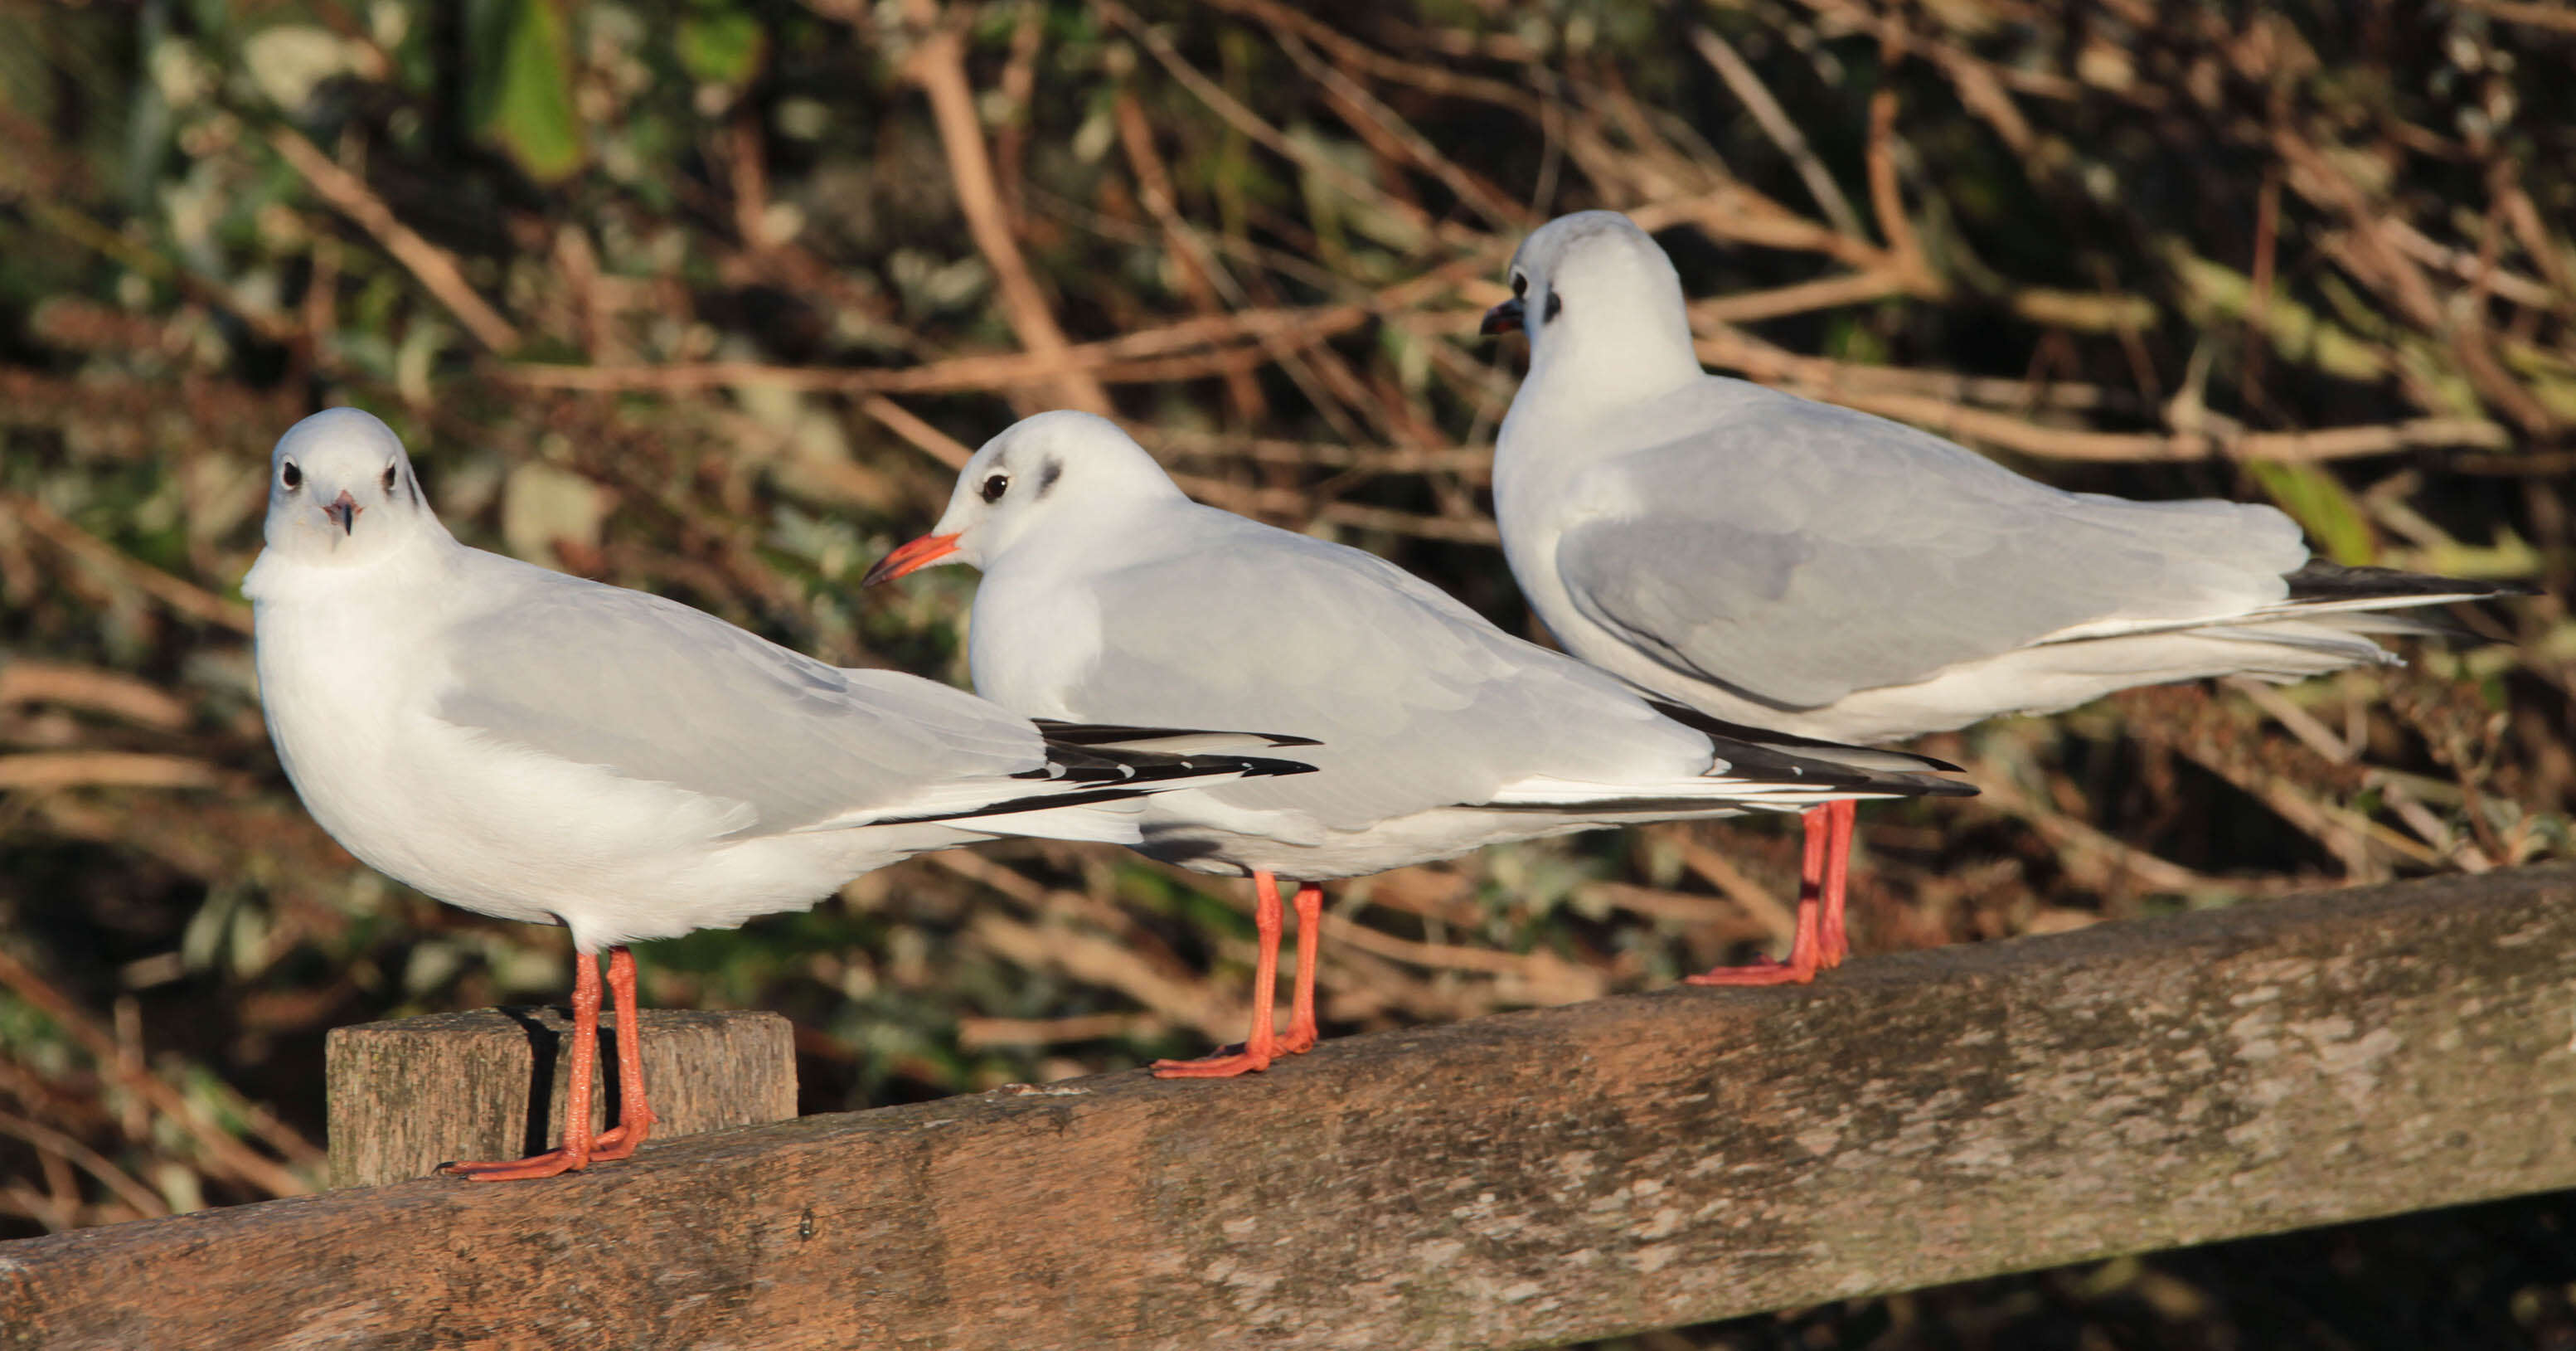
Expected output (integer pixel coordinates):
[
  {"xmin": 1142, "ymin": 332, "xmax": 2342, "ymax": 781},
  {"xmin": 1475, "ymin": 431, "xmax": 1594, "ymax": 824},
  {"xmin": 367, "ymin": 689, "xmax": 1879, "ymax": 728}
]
[
  {"xmin": 0, "ymin": 752, "xmax": 219, "ymax": 792},
  {"xmin": 1645, "ymin": 830, "xmax": 1789, "ymax": 949},
  {"xmin": 956, "ymin": 1013, "xmax": 1160, "ymax": 1051},
  {"xmin": 2458, "ymin": 0, "xmax": 2576, "ymax": 32},
  {"xmin": 268, "ymin": 128, "xmax": 520, "ymax": 353},
  {"xmin": 1691, "ymin": 27, "xmax": 1867, "ymax": 241},
  {"xmin": 854, "ymin": 396, "xmax": 974, "ymax": 471},
  {"xmin": 0, "ymin": 1110, "xmax": 168, "ymax": 1222},
  {"xmin": 1321, "ymin": 921, "xmax": 1609, "ymax": 1007},
  {"xmin": 1865, "ymin": 66, "xmax": 1932, "ymax": 289},
  {"xmin": 1688, "ymin": 271, "xmax": 1916, "ymax": 325},
  {"xmin": 1112, "ymin": 90, "xmax": 1269, "ymax": 424},
  {"xmin": 0, "ymin": 494, "xmax": 252, "ymax": 634},
  {"xmin": 1273, "ymin": 32, "xmax": 1530, "ymax": 231},
  {"xmin": 1099, "ymin": 1, "xmax": 1458, "ymax": 247},
  {"xmin": 968, "ymin": 912, "xmax": 1239, "ymax": 1041},
  {"xmin": 0, "ymin": 947, "xmax": 312, "ymax": 1198},
  {"xmin": 506, "ymin": 301, "xmax": 1377, "ymax": 396},
  {"xmin": 1195, "ymin": 0, "xmax": 1532, "ymax": 112},
  {"xmin": 0, "ymin": 664, "xmax": 189, "ymax": 730},
  {"xmin": 1314, "ymin": 502, "xmax": 1500, "ymax": 544},
  {"xmin": 1696, "ymin": 326, "xmax": 2127, "ymax": 411},
  {"xmin": 1967, "ymin": 770, "xmax": 2224, "ymax": 897},
  {"xmin": 895, "ymin": 0, "xmax": 1113, "ymax": 416}
]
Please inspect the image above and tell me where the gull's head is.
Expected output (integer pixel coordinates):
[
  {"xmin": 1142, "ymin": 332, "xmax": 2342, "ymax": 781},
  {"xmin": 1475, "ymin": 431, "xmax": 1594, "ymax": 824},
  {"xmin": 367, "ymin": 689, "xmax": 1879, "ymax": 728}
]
[
  {"xmin": 864, "ymin": 411, "xmax": 1184, "ymax": 585},
  {"xmin": 261, "ymin": 408, "xmax": 439, "ymax": 563},
  {"xmin": 1483, "ymin": 211, "xmax": 1697, "ymax": 383}
]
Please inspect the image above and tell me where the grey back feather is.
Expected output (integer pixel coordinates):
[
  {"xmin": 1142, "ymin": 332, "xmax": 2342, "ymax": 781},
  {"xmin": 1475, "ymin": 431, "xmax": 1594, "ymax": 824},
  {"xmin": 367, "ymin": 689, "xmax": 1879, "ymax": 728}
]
[
  {"xmin": 437, "ymin": 557, "xmax": 1045, "ymax": 834},
  {"xmin": 1555, "ymin": 379, "xmax": 2311, "ymax": 707},
  {"xmin": 1056, "ymin": 511, "xmax": 1715, "ymax": 829}
]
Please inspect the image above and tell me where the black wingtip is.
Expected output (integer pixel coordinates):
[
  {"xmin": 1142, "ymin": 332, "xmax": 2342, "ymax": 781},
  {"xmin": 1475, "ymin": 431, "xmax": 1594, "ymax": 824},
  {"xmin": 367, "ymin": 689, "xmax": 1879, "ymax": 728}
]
[
  {"xmin": 2285, "ymin": 559, "xmax": 2541, "ymax": 603},
  {"xmin": 1642, "ymin": 697, "xmax": 1966, "ymax": 777},
  {"xmin": 1031, "ymin": 719, "xmax": 1322, "ymax": 749}
]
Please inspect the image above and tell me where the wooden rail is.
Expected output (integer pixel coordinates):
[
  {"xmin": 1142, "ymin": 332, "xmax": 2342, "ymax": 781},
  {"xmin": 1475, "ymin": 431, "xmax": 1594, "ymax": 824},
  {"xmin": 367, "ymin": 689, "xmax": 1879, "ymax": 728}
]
[{"xmin": 3, "ymin": 863, "xmax": 2571, "ymax": 1351}]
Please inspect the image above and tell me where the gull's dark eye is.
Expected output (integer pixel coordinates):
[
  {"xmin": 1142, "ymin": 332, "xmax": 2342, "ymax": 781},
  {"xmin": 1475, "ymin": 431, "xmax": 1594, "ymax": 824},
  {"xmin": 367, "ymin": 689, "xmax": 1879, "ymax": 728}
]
[
  {"xmin": 381, "ymin": 462, "xmax": 400, "ymax": 493},
  {"xmin": 280, "ymin": 461, "xmax": 303, "ymax": 490},
  {"xmin": 1511, "ymin": 273, "xmax": 1527, "ymax": 299},
  {"xmin": 979, "ymin": 473, "xmax": 1010, "ymax": 503}
]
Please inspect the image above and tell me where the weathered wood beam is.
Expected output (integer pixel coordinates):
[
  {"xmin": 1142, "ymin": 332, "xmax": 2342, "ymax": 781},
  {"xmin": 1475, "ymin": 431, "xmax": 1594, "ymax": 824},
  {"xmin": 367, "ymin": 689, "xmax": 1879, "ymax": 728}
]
[
  {"xmin": 326, "ymin": 1008, "xmax": 797, "ymax": 1188},
  {"xmin": 3, "ymin": 863, "xmax": 2571, "ymax": 1351}
]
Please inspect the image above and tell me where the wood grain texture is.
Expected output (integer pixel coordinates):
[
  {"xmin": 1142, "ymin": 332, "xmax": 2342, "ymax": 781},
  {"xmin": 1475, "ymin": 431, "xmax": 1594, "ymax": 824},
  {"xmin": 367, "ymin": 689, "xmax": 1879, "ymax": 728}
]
[
  {"xmin": 6, "ymin": 864, "xmax": 2573, "ymax": 1351},
  {"xmin": 326, "ymin": 1008, "xmax": 798, "ymax": 1188}
]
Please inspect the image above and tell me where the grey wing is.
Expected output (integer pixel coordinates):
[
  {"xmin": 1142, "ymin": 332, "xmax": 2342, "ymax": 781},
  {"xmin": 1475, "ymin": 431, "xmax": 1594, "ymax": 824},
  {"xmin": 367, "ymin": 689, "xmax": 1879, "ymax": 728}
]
[
  {"xmin": 1556, "ymin": 385, "xmax": 2312, "ymax": 707},
  {"xmin": 1061, "ymin": 522, "xmax": 1708, "ymax": 829},
  {"xmin": 435, "ymin": 562, "xmax": 1046, "ymax": 833}
]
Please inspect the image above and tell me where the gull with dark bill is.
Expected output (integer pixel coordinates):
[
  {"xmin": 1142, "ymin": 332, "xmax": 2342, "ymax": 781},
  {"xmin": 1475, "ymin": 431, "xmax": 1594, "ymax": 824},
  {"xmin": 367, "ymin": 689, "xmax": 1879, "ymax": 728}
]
[
  {"xmin": 867, "ymin": 411, "xmax": 1972, "ymax": 1078},
  {"xmin": 247, "ymin": 408, "xmax": 1313, "ymax": 1178},
  {"xmin": 1484, "ymin": 210, "xmax": 2531, "ymax": 984}
]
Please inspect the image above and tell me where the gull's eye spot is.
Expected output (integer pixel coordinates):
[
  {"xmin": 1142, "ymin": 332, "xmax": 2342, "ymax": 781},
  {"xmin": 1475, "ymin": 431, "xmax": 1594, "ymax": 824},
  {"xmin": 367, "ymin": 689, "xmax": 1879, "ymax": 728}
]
[
  {"xmin": 1511, "ymin": 273, "xmax": 1527, "ymax": 299},
  {"xmin": 979, "ymin": 473, "xmax": 1010, "ymax": 503},
  {"xmin": 280, "ymin": 460, "xmax": 303, "ymax": 491},
  {"xmin": 381, "ymin": 462, "xmax": 400, "ymax": 493},
  {"xmin": 1545, "ymin": 289, "xmax": 1564, "ymax": 323}
]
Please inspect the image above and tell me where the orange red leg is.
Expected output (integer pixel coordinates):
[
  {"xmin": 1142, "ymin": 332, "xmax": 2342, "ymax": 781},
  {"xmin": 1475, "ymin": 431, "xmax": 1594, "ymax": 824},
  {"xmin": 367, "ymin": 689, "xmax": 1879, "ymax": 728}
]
[
  {"xmin": 445, "ymin": 944, "xmax": 656, "ymax": 1179},
  {"xmin": 1814, "ymin": 799, "xmax": 1856, "ymax": 970},
  {"xmin": 1277, "ymin": 883, "xmax": 1325, "ymax": 1057},
  {"xmin": 1156, "ymin": 872, "xmax": 1330, "ymax": 1078},
  {"xmin": 588, "ymin": 945, "xmax": 658, "ymax": 1160},
  {"xmin": 448, "ymin": 948, "xmax": 607, "ymax": 1180},
  {"xmin": 1686, "ymin": 802, "xmax": 1839, "ymax": 987}
]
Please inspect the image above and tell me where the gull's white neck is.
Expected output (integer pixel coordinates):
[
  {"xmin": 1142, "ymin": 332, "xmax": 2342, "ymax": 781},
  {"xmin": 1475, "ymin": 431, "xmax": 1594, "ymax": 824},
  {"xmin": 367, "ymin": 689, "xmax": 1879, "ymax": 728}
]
[
  {"xmin": 1521, "ymin": 309, "xmax": 1705, "ymax": 419},
  {"xmin": 244, "ymin": 524, "xmax": 455, "ymax": 608}
]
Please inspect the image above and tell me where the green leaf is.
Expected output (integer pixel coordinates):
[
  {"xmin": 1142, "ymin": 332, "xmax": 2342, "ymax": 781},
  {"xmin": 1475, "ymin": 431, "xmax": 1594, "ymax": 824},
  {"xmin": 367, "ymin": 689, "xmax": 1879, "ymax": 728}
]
[
  {"xmin": 2246, "ymin": 461, "xmax": 2375, "ymax": 565},
  {"xmin": 480, "ymin": 0, "xmax": 584, "ymax": 183},
  {"xmin": 677, "ymin": 7, "xmax": 766, "ymax": 89}
]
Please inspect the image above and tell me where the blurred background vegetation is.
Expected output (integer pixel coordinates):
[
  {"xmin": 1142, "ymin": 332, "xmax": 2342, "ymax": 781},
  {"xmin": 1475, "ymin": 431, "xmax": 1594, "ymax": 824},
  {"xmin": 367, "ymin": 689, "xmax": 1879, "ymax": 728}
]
[{"xmin": 2, "ymin": 0, "xmax": 2571, "ymax": 1344}]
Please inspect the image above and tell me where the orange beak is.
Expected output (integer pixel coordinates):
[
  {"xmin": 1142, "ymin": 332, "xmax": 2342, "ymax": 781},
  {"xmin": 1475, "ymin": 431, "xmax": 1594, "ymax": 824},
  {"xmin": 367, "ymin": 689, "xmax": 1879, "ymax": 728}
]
[{"xmin": 862, "ymin": 532, "xmax": 963, "ymax": 587}]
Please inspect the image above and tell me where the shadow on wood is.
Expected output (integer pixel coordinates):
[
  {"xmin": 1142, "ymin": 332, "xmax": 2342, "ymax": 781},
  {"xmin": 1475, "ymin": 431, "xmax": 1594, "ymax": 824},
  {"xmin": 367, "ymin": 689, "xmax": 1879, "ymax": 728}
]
[
  {"xmin": 4, "ymin": 864, "xmax": 2572, "ymax": 1351},
  {"xmin": 326, "ymin": 1008, "xmax": 797, "ymax": 1188}
]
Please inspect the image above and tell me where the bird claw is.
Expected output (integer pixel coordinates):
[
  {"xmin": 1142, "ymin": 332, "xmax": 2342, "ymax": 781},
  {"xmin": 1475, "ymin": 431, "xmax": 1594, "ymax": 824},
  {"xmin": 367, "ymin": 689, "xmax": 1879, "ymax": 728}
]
[
  {"xmin": 1685, "ymin": 954, "xmax": 1822, "ymax": 987},
  {"xmin": 1152, "ymin": 1047, "xmax": 1275, "ymax": 1078},
  {"xmin": 443, "ymin": 1148, "xmax": 591, "ymax": 1182}
]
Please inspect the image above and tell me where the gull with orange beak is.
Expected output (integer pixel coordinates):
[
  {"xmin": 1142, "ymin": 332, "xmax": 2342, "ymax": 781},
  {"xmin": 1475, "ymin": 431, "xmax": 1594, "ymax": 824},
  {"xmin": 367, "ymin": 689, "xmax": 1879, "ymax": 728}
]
[
  {"xmin": 869, "ymin": 410, "xmax": 1972, "ymax": 1077},
  {"xmin": 1484, "ymin": 211, "xmax": 2530, "ymax": 984},
  {"xmin": 246, "ymin": 408, "xmax": 1315, "ymax": 1178}
]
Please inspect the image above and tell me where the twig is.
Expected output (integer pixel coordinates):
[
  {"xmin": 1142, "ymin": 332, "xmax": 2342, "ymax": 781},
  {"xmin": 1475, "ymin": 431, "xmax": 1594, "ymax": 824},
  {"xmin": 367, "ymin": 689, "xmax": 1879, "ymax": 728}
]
[
  {"xmin": 1273, "ymin": 31, "xmax": 1529, "ymax": 231},
  {"xmin": 0, "ymin": 753, "xmax": 220, "ymax": 792},
  {"xmin": 268, "ymin": 127, "xmax": 521, "ymax": 353},
  {"xmin": 1691, "ymin": 28, "xmax": 1867, "ymax": 241},
  {"xmin": 0, "ymin": 1110, "xmax": 168, "ymax": 1220},
  {"xmin": 1863, "ymin": 59, "xmax": 1931, "ymax": 288},
  {"xmin": 968, "ymin": 913, "xmax": 1239, "ymax": 1041},
  {"xmin": 855, "ymin": 396, "xmax": 974, "ymax": 470},
  {"xmin": 1099, "ymin": 1, "xmax": 1459, "ymax": 248},
  {"xmin": 0, "ymin": 663, "xmax": 190, "ymax": 730},
  {"xmin": 506, "ymin": 302, "xmax": 1376, "ymax": 396},
  {"xmin": 2457, "ymin": 0, "xmax": 2576, "ymax": 32},
  {"xmin": 895, "ymin": 0, "xmax": 1113, "ymax": 416},
  {"xmin": 1112, "ymin": 90, "xmax": 1270, "ymax": 425},
  {"xmin": 957, "ymin": 1012, "xmax": 1160, "ymax": 1051},
  {"xmin": 0, "ymin": 946, "xmax": 312, "ymax": 1198},
  {"xmin": 0, "ymin": 493, "xmax": 253, "ymax": 634}
]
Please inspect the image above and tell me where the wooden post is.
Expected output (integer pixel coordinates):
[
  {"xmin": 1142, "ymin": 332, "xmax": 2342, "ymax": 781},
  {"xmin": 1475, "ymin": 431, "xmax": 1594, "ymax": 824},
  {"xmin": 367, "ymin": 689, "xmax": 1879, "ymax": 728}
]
[
  {"xmin": 4, "ymin": 863, "xmax": 2574, "ymax": 1351},
  {"xmin": 325, "ymin": 1008, "xmax": 797, "ymax": 1188}
]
